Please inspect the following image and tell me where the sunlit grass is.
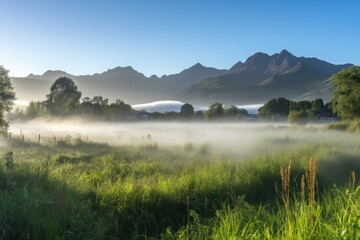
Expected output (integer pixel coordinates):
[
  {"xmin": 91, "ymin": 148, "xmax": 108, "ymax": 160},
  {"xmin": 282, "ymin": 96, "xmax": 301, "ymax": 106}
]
[{"xmin": 0, "ymin": 137, "xmax": 360, "ymax": 239}]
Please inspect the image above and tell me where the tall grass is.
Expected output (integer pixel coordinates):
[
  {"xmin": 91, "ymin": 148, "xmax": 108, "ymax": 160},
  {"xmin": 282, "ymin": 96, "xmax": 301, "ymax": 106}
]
[{"xmin": 0, "ymin": 138, "xmax": 360, "ymax": 239}]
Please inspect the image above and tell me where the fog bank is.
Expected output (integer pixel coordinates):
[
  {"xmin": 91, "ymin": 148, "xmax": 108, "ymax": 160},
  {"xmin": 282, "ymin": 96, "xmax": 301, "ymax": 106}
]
[{"xmin": 7, "ymin": 119, "xmax": 359, "ymax": 156}]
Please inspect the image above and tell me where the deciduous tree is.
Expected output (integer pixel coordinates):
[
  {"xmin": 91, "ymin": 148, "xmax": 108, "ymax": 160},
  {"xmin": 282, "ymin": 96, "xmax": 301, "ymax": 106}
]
[
  {"xmin": 205, "ymin": 102, "xmax": 224, "ymax": 120},
  {"xmin": 180, "ymin": 103, "xmax": 194, "ymax": 118},
  {"xmin": 44, "ymin": 77, "xmax": 82, "ymax": 116},
  {"xmin": 0, "ymin": 66, "xmax": 15, "ymax": 133},
  {"xmin": 332, "ymin": 66, "xmax": 360, "ymax": 119}
]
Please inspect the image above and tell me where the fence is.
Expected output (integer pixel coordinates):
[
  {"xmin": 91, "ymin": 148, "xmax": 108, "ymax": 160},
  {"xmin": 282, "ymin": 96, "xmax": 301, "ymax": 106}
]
[{"xmin": 7, "ymin": 132, "xmax": 90, "ymax": 146}]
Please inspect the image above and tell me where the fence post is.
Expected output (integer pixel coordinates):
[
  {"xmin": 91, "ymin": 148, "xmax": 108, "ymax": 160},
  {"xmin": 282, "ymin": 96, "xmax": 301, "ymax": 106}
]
[
  {"xmin": 22, "ymin": 135, "xmax": 24, "ymax": 141},
  {"xmin": 38, "ymin": 134, "xmax": 41, "ymax": 144}
]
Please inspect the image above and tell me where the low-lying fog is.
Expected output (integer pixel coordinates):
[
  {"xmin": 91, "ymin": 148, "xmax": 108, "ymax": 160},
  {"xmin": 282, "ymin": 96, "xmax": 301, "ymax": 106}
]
[{"xmin": 8, "ymin": 119, "xmax": 359, "ymax": 156}]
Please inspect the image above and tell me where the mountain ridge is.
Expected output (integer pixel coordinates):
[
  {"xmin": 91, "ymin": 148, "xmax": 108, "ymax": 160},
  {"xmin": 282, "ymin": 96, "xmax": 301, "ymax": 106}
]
[
  {"xmin": 178, "ymin": 50, "xmax": 352, "ymax": 105},
  {"xmin": 11, "ymin": 50, "xmax": 353, "ymax": 105},
  {"xmin": 12, "ymin": 63, "xmax": 228, "ymax": 104}
]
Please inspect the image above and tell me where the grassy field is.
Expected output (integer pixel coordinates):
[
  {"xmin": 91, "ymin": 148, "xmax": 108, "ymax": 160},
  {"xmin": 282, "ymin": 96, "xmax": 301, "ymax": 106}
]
[{"xmin": 0, "ymin": 126, "xmax": 360, "ymax": 239}]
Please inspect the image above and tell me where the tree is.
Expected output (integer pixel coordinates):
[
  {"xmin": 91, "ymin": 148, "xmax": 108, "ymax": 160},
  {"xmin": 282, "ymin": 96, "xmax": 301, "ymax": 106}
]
[
  {"xmin": 295, "ymin": 100, "xmax": 312, "ymax": 111},
  {"xmin": 44, "ymin": 77, "xmax": 82, "ymax": 116},
  {"xmin": 108, "ymin": 99, "xmax": 133, "ymax": 120},
  {"xmin": 0, "ymin": 66, "xmax": 15, "ymax": 133},
  {"xmin": 90, "ymin": 96, "xmax": 108, "ymax": 117},
  {"xmin": 259, "ymin": 98, "xmax": 291, "ymax": 120},
  {"xmin": 311, "ymin": 98, "xmax": 324, "ymax": 110},
  {"xmin": 205, "ymin": 102, "xmax": 224, "ymax": 120},
  {"xmin": 224, "ymin": 105, "xmax": 248, "ymax": 119},
  {"xmin": 194, "ymin": 111, "xmax": 204, "ymax": 120},
  {"xmin": 288, "ymin": 110, "xmax": 309, "ymax": 125},
  {"xmin": 79, "ymin": 97, "xmax": 94, "ymax": 116},
  {"xmin": 26, "ymin": 101, "xmax": 44, "ymax": 119},
  {"xmin": 180, "ymin": 103, "xmax": 194, "ymax": 118},
  {"xmin": 332, "ymin": 66, "xmax": 360, "ymax": 119}
]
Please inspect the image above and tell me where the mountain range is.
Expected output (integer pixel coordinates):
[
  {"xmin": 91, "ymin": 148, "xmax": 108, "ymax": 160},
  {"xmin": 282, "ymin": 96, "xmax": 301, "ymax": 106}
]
[{"xmin": 11, "ymin": 50, "xmax": 352, "ymax": 105}]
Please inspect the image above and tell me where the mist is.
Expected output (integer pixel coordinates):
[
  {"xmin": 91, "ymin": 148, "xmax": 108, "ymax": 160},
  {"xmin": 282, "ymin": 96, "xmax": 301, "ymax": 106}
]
[{"xmin": 8, "ymin": 119, "xmax": 359, "ymax": 157}]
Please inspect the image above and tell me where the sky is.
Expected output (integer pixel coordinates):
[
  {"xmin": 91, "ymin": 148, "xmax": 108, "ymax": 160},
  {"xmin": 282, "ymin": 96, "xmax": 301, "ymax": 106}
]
[{"xmin": 1, "ymin": 0, "xmax": 360, "ymax": 77}]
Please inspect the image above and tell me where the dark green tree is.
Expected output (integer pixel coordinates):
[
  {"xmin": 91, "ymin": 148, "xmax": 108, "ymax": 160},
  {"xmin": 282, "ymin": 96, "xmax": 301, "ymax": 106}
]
[
  {"xmin": 0, "ymin": 66, "xmax": 16, "ymax": 133},
  {"xmin": 205, "ymin": 102, "xmax": 224, "ymax": 120},
  {"xmin": 288, "ymin": 110, "xmax": 309, "ymax": 125},
  {"xmin": 79, "ymin": 97, "xmax": 95, "ymax": 116},
  {"xmin": 295, "ymin": 100, "xmax": 312, "ymax": 111},
  {"xmin": 180, "ymin": 103, "xmax": 194, "ymax": 118},
  {"xmin": 45, "ymin": 77, "xmax": 82, "ymax": 116},
  {"xmin": 194, "ymin": 111, "xmax": 204, "ymax": 120},
  {"xmin": 259, "ymin": 98, "xmax": 291, "ymax": 120},
  {"xmin": 224, "ymin": 105, "xmax": 248, "ymax": 119},
  {"xmin": 311, "ymin": 98, "xmax": 325, "ymax": 110},
  {"xmin": 108, "ymin": 99, "xmax": 133, "ymax": 120},
  {"xmin": 332, "ymin": 66, "xmax": 360, "ymax": 119},
  {"xmin": 26, "ymin": 101, "xmax": 44, "ymax": 119},
  {"xmin": 90, "ymin": 96, "xmax": 108, "ymax": 117}
]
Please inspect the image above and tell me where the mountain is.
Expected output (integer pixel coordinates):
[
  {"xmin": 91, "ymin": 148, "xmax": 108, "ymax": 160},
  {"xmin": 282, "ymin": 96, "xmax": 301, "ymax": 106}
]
[
  {"xmin": 11, "ymin": 64, "xmax": 228, "ymax": 104},
  {"xmin": 178, "ymin": 50, "xmax": 352, "ymax": 104},
  {"xmin": 11, "ymin": 50, "xmax": 352, "ymax": 105}
]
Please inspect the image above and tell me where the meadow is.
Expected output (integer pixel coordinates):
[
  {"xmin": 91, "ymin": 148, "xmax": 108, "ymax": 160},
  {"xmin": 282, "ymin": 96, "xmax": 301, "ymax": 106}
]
[{"xmin": 0, "ymin": 122, "xmax": 360, "ymax": 239}]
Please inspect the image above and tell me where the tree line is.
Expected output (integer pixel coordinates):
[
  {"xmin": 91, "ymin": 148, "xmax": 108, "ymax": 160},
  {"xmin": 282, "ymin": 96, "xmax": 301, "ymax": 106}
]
[
  {"xmin": 11, "ymin": 76, "xmax": 249, "ymax": 121},
  {"xmin": 258, "ymin": 66, "xmax": 360, "ymax": 124},
  {"xmin": 1, "ymin": 65, "xmax": 360, "ymax": 132},
  {"xmin": 258, "ymin": 97, "xmax": 334, "ymax": 124}
]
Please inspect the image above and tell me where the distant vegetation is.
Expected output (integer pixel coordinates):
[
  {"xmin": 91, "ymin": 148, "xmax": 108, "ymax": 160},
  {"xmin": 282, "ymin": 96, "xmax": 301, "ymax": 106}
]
[
  {"xmin": 15, "ymin": 80, "xmax": 337, "ymax": 124},
  {"xmin": 8, "ymin": 75, "xmax": 340, "ymax": 123},
  {"xmin": 4, "ymin": 64, "xmax": 360, "ymax": 128},
  {"xmin": 11, "ymin": 76, "xmax": 249, "ymax": 122},
  {"xmin": 259, "ymin": 97, "xmax": 334, "ymax": 124}
]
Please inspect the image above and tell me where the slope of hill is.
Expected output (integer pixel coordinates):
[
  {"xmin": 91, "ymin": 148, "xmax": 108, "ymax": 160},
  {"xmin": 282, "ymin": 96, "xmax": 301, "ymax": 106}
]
[
  {"xmin": 12, "ymin": 64, "xmax": 227, "ymax": 104},
  {"xmin": 179, "ymin": 50, "xmax": 352, "ymax": 104},
  {"xmin": 11, "ymin": 50, "xmax": 352, "ymax": 105}
]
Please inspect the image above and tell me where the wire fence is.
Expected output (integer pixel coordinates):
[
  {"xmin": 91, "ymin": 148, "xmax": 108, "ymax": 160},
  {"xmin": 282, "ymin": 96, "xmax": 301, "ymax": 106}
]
[{"xmin": 7, "ymin": 132, "xmax": 90, "ymax": 146}]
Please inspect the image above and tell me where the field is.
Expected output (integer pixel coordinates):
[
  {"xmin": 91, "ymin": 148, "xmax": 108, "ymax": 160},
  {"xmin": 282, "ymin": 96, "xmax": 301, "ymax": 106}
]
[{"xmin": 1, "ymin": 122, "xmax": 360, "ymax": 239}]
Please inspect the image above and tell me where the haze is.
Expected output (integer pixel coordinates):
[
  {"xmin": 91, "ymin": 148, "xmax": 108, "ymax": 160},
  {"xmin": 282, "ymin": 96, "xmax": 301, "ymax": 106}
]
[{"xmin": 8, "ymin": 120, "xmax": 358, "ymax": 156}]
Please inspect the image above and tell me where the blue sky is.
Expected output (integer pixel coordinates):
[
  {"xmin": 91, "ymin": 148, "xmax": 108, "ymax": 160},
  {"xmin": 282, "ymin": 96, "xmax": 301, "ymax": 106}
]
[{"xmin": 1, "ymin": 0, "xmax": 359, "ymax": 77}]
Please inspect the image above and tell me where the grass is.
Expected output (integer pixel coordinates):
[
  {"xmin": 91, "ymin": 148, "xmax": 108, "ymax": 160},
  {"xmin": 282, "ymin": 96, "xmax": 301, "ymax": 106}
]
[
  {"xmin": 0, "ymin": 135, "xmax": 360, "ymax": 239},
  {"xmin": 326, "ymin": 118, "xmax": 360, "ymax": 133}
]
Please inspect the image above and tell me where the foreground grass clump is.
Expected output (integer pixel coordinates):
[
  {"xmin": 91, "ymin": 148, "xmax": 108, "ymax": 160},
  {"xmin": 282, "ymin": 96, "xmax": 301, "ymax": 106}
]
[
  {"xmin": 326, "ymin": 119, "xmax": 360, "ymax": 133},
  {"xmin": 167, "ymin": 161, "xmax": 360, "ymax": 240},
  {"xmin": 0, "ymin": 137, "xmax": 360, "ymax": 239}
]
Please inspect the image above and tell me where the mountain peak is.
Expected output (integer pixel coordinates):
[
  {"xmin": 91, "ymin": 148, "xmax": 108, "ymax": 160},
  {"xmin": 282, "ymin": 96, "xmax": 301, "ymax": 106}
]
[
  {"xmin": 277, "ymin": 49, "xmax": 296, "ymax": 59},
  {"xmin": 247, "ymin": 52, "xmax": 270, "ymax": 61},
  {"xmin": 243, "ymin": 52, "xmax": 271, "ymax": 68},
  {"xmin": 230, "ymin": 61, "xmax": 243, "ymax": 72},
  {"xmin": 111, "ymin": 66, "xmax": 135, "ymax": 72},
  {"xmin": 43, "ymin": 70, "xmax": 68, "ymax": 76},
  {"xmin": 180, "ymin": 63, "xmax": 207, "ymax": 73},
  {"xmin": 268, "ymin": 50, "xmax": 298, "ymax": 73},
  {"xmin": 279, "ymin": 49, "xmax": 292, "ymax": 56},
  {"xmin": 190, "ymin": 63, "xmax": 204, "ymax": 69}
]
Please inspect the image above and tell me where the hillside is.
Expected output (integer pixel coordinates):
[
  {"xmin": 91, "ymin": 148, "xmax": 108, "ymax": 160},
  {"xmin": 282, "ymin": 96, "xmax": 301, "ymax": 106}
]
[
  {"xmin": 11, "ymin": 50, "xmax": 352, "ymax": 105},
  {"xmin": 12, "ymin": 64, "xmax": 227, "ymax": 104},
  {"xmin": 179, "ymin": 50, "xmax": 352, "ymax": 104}
]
